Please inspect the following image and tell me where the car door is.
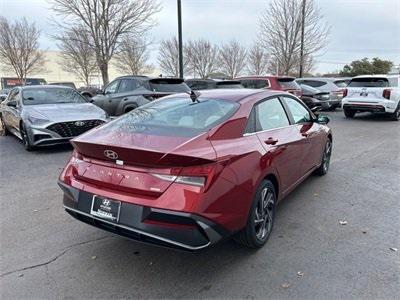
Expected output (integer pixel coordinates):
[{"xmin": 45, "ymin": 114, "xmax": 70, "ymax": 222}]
[
  {"xmin": 113, "ymin": 78, "xmax": 142, "ymax": 114},
  {"xmin": 101, "ymin": 79, "xmax": 121, "ymax": 115},
  {"xmin": 252, "ymin": 97, "xmax": 304, "ymax": 195},
  {"xmin": 281, "ymin": 96, "xmax": 324, "ymax": 173}
]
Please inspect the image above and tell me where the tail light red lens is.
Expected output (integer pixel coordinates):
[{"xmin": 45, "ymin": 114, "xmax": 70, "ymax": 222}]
[
  {"xmin": 383, "ymin": 89, "xmax": 391, "ymax": 100},
  {"xmin": 343, "ymin": 89, "xmax": 348, "ymax": 97},
  {"xmin": 151, "ymin": 162, "xmax": 226, "ymax": 189}
]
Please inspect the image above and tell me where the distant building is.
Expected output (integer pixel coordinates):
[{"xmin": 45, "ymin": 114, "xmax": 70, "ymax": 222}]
[{"xmin": 0, "ymin": 50, "xmax": 159, "ymax": 88}]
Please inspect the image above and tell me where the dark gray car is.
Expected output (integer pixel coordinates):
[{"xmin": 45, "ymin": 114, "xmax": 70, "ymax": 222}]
[
  {"xmin": 0, "ymin": 85, "xmax": 107, "ymax": 151},
  {"xmin": 90, "ymin": 76, "xmax": 190, "ymax": 116},
  {"xmin": 295, "ymin": 77, "xmax": 346, "ymax": 109}
]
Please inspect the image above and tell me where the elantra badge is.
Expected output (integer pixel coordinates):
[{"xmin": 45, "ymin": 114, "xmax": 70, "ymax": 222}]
[{"xmin": 104, "ymin": 149, "xmax": 118, "ymax": 160}]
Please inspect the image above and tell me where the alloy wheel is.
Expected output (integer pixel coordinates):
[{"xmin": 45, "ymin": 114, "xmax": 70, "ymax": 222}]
[
  {"xmin": 254, "ymin": 187, "xmax": 275, "ymax": 241},
  {"xmin": 322, "ymin": 140, "xmax": 332, "ymax": 172}
]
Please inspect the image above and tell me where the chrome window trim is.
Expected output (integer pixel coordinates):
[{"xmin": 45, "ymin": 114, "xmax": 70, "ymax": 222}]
[
  {"xmin": 64, "ymin": 205, "xmax": 211, "ymax": 251},
  {"xmin": 243, "ymin": 124, "xmax": 295, "ymax": 137}
]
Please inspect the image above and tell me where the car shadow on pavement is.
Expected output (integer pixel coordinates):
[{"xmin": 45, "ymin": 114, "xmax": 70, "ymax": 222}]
[{"xmin": 344, "ymin": 112, "xmax": 396, "ymax": 122}]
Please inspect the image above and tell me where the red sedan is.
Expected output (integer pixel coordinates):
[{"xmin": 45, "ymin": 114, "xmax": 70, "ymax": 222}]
[{"xmin": 59, "ymin": 89, "xmax": 332, "ymax": 251}]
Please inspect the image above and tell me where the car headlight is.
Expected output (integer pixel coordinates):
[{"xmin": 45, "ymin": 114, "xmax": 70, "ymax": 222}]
[{"xmin": 28, "ymin": 115, "xmax": 50, "ymax": 125}]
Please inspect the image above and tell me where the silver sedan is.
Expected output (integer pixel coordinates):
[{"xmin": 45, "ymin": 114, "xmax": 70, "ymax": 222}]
[{"xmin": 0, "ymin": 85, "xmax": 107, "ymax": 151}]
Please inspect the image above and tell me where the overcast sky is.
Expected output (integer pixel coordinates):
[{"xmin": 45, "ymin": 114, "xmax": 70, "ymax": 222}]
[{"xmin": 1, "ymin": 0, "xmax": 399, "ymax": 73}]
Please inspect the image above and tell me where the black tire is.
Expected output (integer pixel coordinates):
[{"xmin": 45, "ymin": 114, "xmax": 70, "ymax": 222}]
[
  {"xmin": 234, "ymin": 179, "xmax": 276, "ymax": 248},
  {"xmin": 344, "ymin": 109, "xmax": 356, "ymax": 118},
  {"xmin": 389, "ymin": 107, "xmax": 400, "ymax": 121},
  {"xmin": 0, "ymin": 114, "xmax": 9, "ymax": 135},
  {"xmin": 20, "ymin": 123, "xmax": 34, "ymax": 151},
  {"xmin": 314, "ymin": 139, "xmax": 332, "ymax": 176}
]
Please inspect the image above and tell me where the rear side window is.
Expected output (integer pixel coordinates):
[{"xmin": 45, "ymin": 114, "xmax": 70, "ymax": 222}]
[
  {"xmin": 255, "ymin": 97, "xmax": 290, "ymax": 131},
  {"xmin": 278, "ymin": 78, "xmax": 300, "ymax": 90},
  {"xmin": 107, "ymin": 97, "xmax": 239, "ymax": 137},
  {"xmin": 348, "ymin": 78, "xmax": 389, "ymax": 88},
  {"xmin": 118, "ymin": 79, "xmax": 141, "ymax": 92},
  {"xmin": 240, "ymin": 79, "xmax": 269, "ymax": 89}
]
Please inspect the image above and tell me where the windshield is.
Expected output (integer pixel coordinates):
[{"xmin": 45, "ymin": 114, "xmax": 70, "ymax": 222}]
[
  {"xmin": 107, "ymin": 97, "xmax": 239, "ymax": 137},
  {"xmin": 22, "ymin": 88, "xmax": 87, "ymax": 105},
  {"xmin": 348, "ymin": 78, "xmax": 389, "ymax": 88}
]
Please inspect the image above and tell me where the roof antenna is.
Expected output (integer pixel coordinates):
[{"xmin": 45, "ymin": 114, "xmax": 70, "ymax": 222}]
[{"xmin": 189, "ymin": 90, "xmax": 201, "ymax": 103}]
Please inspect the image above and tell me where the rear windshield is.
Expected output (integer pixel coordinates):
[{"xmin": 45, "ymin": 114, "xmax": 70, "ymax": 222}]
[
  {"xmin": 240, "ymin": 79, "xmax": 269, "ymax": 89},
  {"xmin": 22, "ymin": 88, "xmax": 86, "ymax": 105},
  {"xmin": 333, "ymin": 80, "xmax": 349, "ymax": 88},
  {"xmin": 148, "ymin": 80, "xmax": 190, "ymax": 93},
  {"xmin": 215, "ymin": 82, "xmax": 243, "ymax": 89},
  {"xmin": 107, "ymin": 97, "xmax": 239, "ymax": 137},
  {"xmin": 278, "ymin": 78, "xmax": 300, "ymax": 90},
  {"xmin": 348, "ymin": 78, "xmax": 389, "ymax": 88}
]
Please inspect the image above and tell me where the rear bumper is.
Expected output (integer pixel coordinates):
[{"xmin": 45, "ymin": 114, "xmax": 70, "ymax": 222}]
[
  {"xmin": 342, "ymin": 99, "xmax": 397, "ymax": 113},
  {"xmin": 343, "ymin": 103, "xmax": 386, "ymax": 113},
  {"xmin": 59, "ymin": 181, "xmax": 230, "ymax": 251}
]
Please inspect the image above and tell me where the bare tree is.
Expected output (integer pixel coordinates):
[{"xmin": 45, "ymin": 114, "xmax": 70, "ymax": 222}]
[
  {"xmin": 56, "ymin": 27, "xmax": 97, "ymax": 86},
  {"xmin": 157, "ymin": 37, "xmax": 188, "ymax": 77},
  {"xmin": 218, "ymin": 40, "xmax": 247, "ymax": 79},
  {"xmin": 51, "ymin": 0, "xmax": 161, "ymax": 85},
  {"xmin": 0, "ymin": 17, "xmax": 46, "ymax": 84},
  {"xmin": 247, "ymin": 43, "xmax": 269, "ymax": 75},
  {"xmin": 114, "ymin": 36, "xmax": 153, "ymax": 75},
  {"xmin": 185, "ymin": 39, "xmax": 219, "ymax": 78},
  {"xmin": 259, "ymin": 0, "xmax": 329, "ymax": 75}
]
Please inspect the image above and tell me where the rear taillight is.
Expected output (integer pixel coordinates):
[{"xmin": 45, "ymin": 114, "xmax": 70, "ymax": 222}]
[
  {"xmin": 343, "ymin": 89, "xmax": 348, "ymax": 98},
  {"xmin": 383, "ymin": 89, "xmax": 391, "ymax": 100},
  {"xmin": 151, "ymin": 162, "xmax": 226, "ymax": 189}
]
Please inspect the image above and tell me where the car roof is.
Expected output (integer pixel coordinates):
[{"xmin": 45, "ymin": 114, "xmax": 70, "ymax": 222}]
[
  {"xmin": 352, "ymin": 74, "xmax": 399, "ymax": 79},
  {"xmin": 167, "ymin": 89, "xmax": 285, "ymax": 102},
  {"xmin": 237, "ymin": 75, "xmax": 295, "ymax": 80},
  {"xmin": 17, "ymin": 85, "xmax": 74, "ymax": 90}
]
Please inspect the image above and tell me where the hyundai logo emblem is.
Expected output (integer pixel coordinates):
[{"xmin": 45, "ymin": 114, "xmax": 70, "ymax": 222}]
[
  {"xmin": 102, "ymin": 199, "xmax": 111, "ymax": 206},
  {"xmin": 74, "ymin": 121, "xmax": 85, "ymax": 126},
  {"xmin": 104, "ymin": 149, "xmax": 118, "ymax": 160}
]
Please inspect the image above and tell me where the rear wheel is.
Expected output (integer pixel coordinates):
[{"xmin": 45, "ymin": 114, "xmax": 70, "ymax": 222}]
[
  {"xmin": 344, "ymin": 109, "xmax": 356, "ymax": 118},
  {"xmin": 234, "ymin": 180, "xmax": 276, "ymax": 248},
  {"xmin": 314, "ymin": 139, "xmax": 332, "ymax": 176},
  {"xmin": 389, "ymin": 107, "xmax": 400, "ymax": 121},
  {"xmin": 20, "ymin": 123, "xmax": 34, "ymax": 151}
]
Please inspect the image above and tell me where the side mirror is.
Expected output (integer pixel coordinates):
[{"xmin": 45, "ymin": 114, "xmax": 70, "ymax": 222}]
[
  {"xmin": 104, "ymin": 90, "xmax": 111, "ymax": 95},
  {"xmin": 0, "ymin": 96, "xmax": 6, "ymax": 101},
  {"xmin": 316, "ymin": 114, "xmax": 330, "ymax": 124},
  {"xmin": 7, "ymin": 101, "xmax": 17, "ymax": 108}
]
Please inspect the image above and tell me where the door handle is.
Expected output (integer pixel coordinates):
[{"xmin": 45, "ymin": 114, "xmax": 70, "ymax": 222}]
[{"xmin": 265, "ymin": 138, "xmax": 278, "ymax": 145}]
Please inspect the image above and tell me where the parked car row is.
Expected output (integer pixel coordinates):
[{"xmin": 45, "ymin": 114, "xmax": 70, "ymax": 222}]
[{"xmin": 1, "ymin": 71, "xmax": 398, "ymax": 252}]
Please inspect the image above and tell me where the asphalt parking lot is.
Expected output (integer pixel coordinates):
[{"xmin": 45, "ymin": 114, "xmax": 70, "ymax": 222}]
[{"xmin": 0, "ymin": 110, "xmax": 399, "ymax": 299}]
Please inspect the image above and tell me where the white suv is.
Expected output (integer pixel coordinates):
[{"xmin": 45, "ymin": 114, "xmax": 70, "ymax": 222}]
[{"xmin": 342, "ymin": 75, "xmax": 400, "ymax": 121}]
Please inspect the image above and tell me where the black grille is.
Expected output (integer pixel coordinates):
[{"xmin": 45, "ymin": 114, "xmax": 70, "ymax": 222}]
[{"xmin": 47, "ymin": 120, "xmax": 104, "ymax": 137}]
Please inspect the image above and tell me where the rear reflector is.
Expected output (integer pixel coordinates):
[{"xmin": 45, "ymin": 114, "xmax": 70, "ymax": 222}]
[
  {"xmin": 383, "ymin": 89, "xmax": 391, "ymax": 100},
  {"xmin": 343, "ymin": 89, "xmax": 348, "ymax": 97}
]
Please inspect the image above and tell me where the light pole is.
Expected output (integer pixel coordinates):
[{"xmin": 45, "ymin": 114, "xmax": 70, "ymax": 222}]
[
  {"xmin": 177, "ymin": 0, "xmax": 184, "ymax": 79},
  {"xmin": 299, "ymin": 0, "xmax": 306, "ymax": 77}
]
